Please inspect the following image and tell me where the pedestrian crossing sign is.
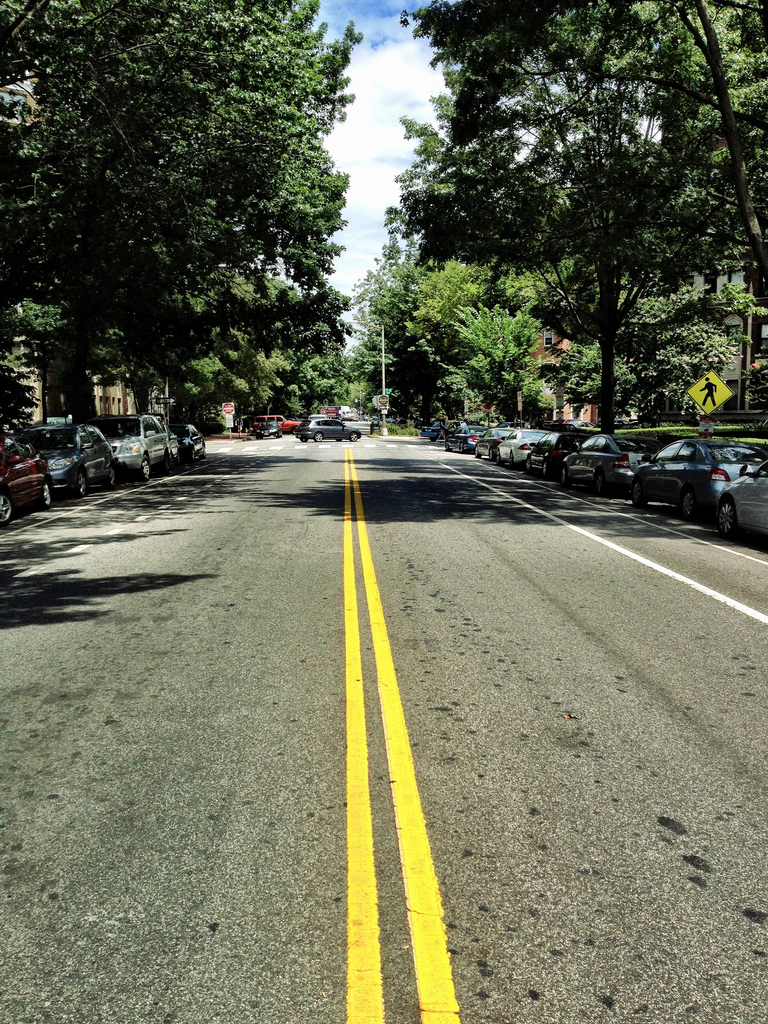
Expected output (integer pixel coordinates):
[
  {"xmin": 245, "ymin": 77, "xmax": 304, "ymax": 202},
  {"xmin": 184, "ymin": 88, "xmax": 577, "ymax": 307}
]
[{"xmin": 686, "ymin": 371, "xmax": 734, "ymax": 414}]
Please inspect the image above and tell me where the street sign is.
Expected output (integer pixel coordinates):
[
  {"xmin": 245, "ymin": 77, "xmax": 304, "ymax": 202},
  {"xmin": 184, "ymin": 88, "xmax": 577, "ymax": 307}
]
[
  {"xmin": 517, "ymin": 390, "xmax": 523, "ymax": 413},
  {"xmin": 222, "ymin": 402, "xmax": 235, "ymax": 415},
  {"xmin": 378, "ymin": 395, "xmax": 389, "ymax": 408},
  {"xmin": 481, "ymin": 401, "xmax": 494, "ymax": 412},
  {"xmin": 385, "ymin": 388, "xmax": 392, "ymax": 394},
  {"xmin": 687, "ymin": 371, "xmax": 734, "ymax": 414}
]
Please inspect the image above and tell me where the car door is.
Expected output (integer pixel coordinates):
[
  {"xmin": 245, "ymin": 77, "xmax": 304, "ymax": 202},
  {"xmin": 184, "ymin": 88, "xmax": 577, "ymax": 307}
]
[
  {"xmin": 570, "ymin": 435, "xmax": 600, "ymax": 481},
  {"xmin": 664, "ymin": 440, "xmax": 701, "ymax": 503},
  {"xmin": 738, "ymin": 463, "xmax": 768, "ymax": 530},
  {"xmin": 142, "ymin": 416, "xmax": 163, "ymax": 465},
  {"xmin": 83, "ymin": 425, "xmax": 108, "ymax": 480},
  {"xmin": 320, "ymin": 418, "xmax": 342, "ymax": 440},
  {"xmin": 643, "ymin": 442, "xmax": 683, "ymax": 501},
  {"xmin": 6, "ymin": 438, "xmax": 37, "ymax": 504}
]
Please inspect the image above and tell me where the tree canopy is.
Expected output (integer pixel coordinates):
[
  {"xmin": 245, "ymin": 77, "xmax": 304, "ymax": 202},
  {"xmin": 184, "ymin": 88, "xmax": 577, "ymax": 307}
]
[{"xmin": 0, "ymin": 0, "xmax": 359, "ymax": 423}]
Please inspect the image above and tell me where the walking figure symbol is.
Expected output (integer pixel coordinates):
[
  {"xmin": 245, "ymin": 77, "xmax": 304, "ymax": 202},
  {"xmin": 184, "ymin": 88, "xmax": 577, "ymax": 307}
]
[{"xmin": 699, "ymin": 377, "xmax": 718, "ymax": 408}]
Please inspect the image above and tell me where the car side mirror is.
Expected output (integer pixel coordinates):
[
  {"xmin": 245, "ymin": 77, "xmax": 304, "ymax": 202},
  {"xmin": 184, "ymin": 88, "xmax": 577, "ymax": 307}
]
[
  {"xmin": 739, "ymin": 464, "xmax": 749, "ymax": 477},
  {"xmin": 82, "ymin": 441, "xmax": 93, "ymax": 449},
  {"xmin": 641, "ymin": 454, "xmax": 652, "ymax": 463}
]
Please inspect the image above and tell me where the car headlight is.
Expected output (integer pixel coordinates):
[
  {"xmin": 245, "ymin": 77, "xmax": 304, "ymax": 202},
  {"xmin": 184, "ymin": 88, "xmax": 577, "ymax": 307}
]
[
  {"xmin": 49, "ymin": 457, "xmax": 74, "ymax": 469},
  {"xmin": 118, "ymin": 442, "xmax": 141, "ymax": 455}
]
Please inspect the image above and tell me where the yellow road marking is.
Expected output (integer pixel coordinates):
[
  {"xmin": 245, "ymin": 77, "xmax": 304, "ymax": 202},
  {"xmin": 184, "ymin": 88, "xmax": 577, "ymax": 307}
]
[
  {"xmin": 348, "ymin": 452, "xmax": 461, "ymax": 1024},
  {"xmin": 345, "ymin": 456, "xmax": 385, "ymax": 1024}
]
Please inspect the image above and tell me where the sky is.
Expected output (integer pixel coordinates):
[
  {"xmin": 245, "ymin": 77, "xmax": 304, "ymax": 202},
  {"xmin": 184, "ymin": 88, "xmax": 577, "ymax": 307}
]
[{"xmin": 316, "ymin": 1, "xmax": 444, "ymax": 302}]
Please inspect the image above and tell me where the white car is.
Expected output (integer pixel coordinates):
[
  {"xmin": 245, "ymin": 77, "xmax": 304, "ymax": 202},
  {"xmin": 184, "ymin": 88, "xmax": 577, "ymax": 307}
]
[
  {"xmin": 717, "ymin": 460, "xmax": 768, "ymax": 539},
  {"xmin": 497, "ymin": 428, "xmax": 548, "ymax": 467}
]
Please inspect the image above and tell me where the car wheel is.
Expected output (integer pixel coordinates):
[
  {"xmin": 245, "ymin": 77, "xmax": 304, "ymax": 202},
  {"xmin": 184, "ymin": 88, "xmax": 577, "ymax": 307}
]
[
  {"xmin": 630, "ymin": 478, "xmax": 646, "ymax": 507},
  {"xmin": 138, "ymin": 455, "xmax": 151, "ymax": 482},
  {"xmin": 103, "ymin": 463, "xmax": 117, "ymax": 489},
  {"xmin": 525, "ymin": 455, "xmax": 532, "ymax": 474},
  {"xmin": 474, "ymin": 446, "xmax": 482, "ymax": 459},
  {"xmin": 542, "ymin": 456, "xmax": 551, "ymax": 478},
  {"xmin": 717, "ymin": 496, "xmax": 739, "ymax": 538},
  {"xmin": 560, "ymin": 464, "xmax": 572, "ymax": 487},
  {"xmin": 161, "ymin": 449, "xmax": 172, "ymax": 475},
  {"xmin": 199, "ymin": 443, "xmax": 206, "ymax": 459},
  {"xmin": 593, "ymin": 469, "xmax": 606, "ymax": 496},
  {"xmin": 38, "ymin": 479, "xmax": 53, "ymax": 511},
  {"xmin": 300, "ymin": 437, "xmax": 308, "ymax": 442},
  {"xmin": 444, "ymin": 440, "xmax": 450, "ymax": 451},
  {"xmin": 313, "ymin": 431, "xmax": 324, "ymax": 442},
  {"xmin": 348, "ymin": 431, "xmax": 361, "ymax": 442},
  {"xmin": 0, "ymin": 489, "xmax": 14, "ymax": 525},
  {"xmin": 680, "ymin": 486, "xmax": 698, "ymax": 520},
  {"xmin": 73, "ymin": 468, "xmax": 88, "ymax": 498}
]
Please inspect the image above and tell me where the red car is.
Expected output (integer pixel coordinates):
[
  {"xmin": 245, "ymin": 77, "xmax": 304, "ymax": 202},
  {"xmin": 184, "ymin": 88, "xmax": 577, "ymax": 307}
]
[
  {"xmin": 252, "ymin": 414, "xmax": 303, "ymax": 434},
  {"xmin": 0, "ymin": 433, "xmax": 53, "ymax": 526}
]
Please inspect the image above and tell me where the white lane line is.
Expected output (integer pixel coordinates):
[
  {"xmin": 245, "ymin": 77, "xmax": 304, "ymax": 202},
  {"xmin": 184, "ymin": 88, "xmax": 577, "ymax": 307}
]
[
  {"xmin": 66, "ymin": 544, "xmax": 91, "ymax": 553},
  {"xmin": 105, "ymin": 527, "xmax": 124, "ymax": 535},
  {"xmin": 441, "ymin": 462, "xmax": 768, "ymax": 625},
  {"xmin": 14, "ymin": 566, "xmax": 45, "ymax": 578},
  {"xmin": 268, "ymin": 445, "xmax": 285, "ymax": 451},
  {"xmin": 134, "ymin": 515, "xmax": 150, "ymax": 522}
]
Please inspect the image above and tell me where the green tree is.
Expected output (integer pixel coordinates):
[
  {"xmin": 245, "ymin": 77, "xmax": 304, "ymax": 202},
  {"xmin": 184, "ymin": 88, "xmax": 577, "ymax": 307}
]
[
  {"xmin": 1, "ymin": 0, "xmax": 359, "ymax": 419},
  {"xmin": 450, "ymin": 304, "xmax": 546, "ymax": 420},
  {"xmin": 401, "ymin": 2, "xmax": 742, "ymax": 431}
]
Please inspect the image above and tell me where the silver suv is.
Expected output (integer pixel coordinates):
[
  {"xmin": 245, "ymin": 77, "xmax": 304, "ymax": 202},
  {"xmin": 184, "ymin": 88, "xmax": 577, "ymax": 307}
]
[{"xmin": 89, "ymin": 414, "xmax": 172, "ymax": 481}]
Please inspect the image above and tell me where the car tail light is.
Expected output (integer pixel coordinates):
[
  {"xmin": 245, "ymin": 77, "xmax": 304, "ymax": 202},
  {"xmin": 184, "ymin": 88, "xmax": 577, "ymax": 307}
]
[
  {"xmin": 469, "ymin": 434, "xmax": 479, "ymax": 441},
  {"xmin": 613, "ymin": 453, "xmax": 630, "ymax": 468},
  {"xmin": 709, "ymin": 467, "xmax": 730, "ymax": 482},
  {"xmin": 552, "ymin": 448, "xmax": 563, "ymax": 457},
  {"xmin": 519, "ymin": 443, "xmax": 531, "ymax": 451}
]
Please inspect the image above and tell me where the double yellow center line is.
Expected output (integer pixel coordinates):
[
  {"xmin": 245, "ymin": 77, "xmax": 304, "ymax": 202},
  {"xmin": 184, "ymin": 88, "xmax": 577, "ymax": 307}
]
[{"xmin": 344, "ymin": 451, "xmax": 461, "ymax": 1024}]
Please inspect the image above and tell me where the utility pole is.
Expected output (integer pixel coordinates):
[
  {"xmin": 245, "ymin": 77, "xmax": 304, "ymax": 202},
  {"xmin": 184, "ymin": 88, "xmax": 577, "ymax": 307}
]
[{"xmin": 380, "ymin": 324, "xmax": 387, "ymax": 437}]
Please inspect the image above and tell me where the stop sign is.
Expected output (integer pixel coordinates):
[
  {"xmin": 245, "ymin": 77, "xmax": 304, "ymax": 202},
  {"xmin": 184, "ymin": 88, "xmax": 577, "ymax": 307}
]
[{"xmin": 222, "ymin": 402, "xmax": 235, "ymax": 415}]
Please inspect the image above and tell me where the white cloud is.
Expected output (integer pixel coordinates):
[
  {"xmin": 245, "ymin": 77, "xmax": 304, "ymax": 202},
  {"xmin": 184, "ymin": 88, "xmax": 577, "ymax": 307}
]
[{"xmin": 318, "ymin": 5, "xmax": 444, "ymax": 300}]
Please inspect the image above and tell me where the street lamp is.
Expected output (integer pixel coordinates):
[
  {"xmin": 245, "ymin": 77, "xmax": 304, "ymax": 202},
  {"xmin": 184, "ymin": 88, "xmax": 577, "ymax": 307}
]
[{"xmin": 372, "ymin": 323, "xmax": 388, "ymax": 436}]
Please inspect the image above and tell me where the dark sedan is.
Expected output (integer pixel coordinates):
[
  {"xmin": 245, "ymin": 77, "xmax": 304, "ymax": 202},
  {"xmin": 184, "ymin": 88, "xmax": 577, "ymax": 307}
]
[
  {"xmin": 525, "ymin": 431, "xmax": 591, "ymax": 478},
  {"xmin": 296, "ymin": 418, "xmax": 362, "ymax": 442},
  {"xmin": 444, "ymin": 425, "xmax": 485, "ymax": 454},
  {"xmin": 170, "ymin": 423, "xmax": 206, "ymax": 462},
  {"xmin": 474, "ymin": 427, "xmax": 514, "ymax": 462},
  {"xmin": 254, "ymin": 420, "xmax": 282, "ymax": 440},
  {"xmin": 22, "ymin": 423, "xmax": 115, "ymax": 496},
  {"xmin": 631, "ymin": 438, "xmax": 768, "ymax": 519}
]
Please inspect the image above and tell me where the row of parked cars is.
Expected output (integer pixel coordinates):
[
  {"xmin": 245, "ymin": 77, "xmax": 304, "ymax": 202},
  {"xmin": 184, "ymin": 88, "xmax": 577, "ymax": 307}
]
[
  {"xmin": 0, "ymin": 415, "xmax": 207, "ymax": 526},
  {"xmin": 456, "ymin": 425, "xmax": 768, "ymax": 541}
]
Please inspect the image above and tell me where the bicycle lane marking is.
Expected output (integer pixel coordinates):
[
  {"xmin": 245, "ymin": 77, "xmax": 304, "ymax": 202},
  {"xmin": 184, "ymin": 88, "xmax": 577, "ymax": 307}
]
[
  {"xmin": 344, "ymin": 454, "xmax": 385, "ymax": 1024},
  {"xmin": 348, "ymin": 452, "xmax": 462, "ymax": 1024},
  {"xmin": 436, "ymin": 460, "xmax": 768, "ymax": 626}
]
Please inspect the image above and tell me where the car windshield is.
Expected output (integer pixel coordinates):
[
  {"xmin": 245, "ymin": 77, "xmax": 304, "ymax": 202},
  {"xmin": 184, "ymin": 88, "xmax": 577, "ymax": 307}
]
[
  {"xmin": 615, "ymin": 437, "xmax": 659, "ymax": 453},
  {"xmin": 170, "ymin": 425, "xmax": 190, "ymax": 437},
  {"xmin": 24, "ymin": 427, "xmax": 78, "ymax": 449},
  {"xmin": 93, "ymin": 417, "xmax": 140, "ymax": 438},
  {"xmin": 706, "ymin": 442, "xmax": 768, "ymax": 464}
]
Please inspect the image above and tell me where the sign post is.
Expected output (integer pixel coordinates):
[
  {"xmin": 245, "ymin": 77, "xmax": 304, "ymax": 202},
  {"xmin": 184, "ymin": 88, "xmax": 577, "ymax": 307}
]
[
  {"xmin": 686, "ymin": 371, "xmax": 734, "ymax": 436},
  {"xmin": 222, "ymin": 402, "xmax": 235, "ymax": 437}
]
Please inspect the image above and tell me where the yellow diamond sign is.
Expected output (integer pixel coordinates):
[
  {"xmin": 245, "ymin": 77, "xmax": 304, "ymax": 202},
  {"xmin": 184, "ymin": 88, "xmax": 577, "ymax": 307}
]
[{"xmin": 687, "ymin": 371, "xmax": 734, "ymax": 414}]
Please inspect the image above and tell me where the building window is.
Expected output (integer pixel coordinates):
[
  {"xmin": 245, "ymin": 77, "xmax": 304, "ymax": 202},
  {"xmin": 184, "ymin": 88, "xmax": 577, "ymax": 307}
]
[
  {"xmin": 544, "ymin": 330, "xmax": 554, "ymax": 349},
  {"xmin": 728, "ymin": 271, "xmax": 744, "ymax": 287},
  {"xmin": 703, "ymin": 274, "xmax": 718, "ymax": 294}
]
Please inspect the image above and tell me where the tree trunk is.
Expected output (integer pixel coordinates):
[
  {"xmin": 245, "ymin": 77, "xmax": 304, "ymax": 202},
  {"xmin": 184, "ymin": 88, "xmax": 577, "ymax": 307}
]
[{"xmin": 690, "ymin": 1, "xmax": 768, "ymax": 285}]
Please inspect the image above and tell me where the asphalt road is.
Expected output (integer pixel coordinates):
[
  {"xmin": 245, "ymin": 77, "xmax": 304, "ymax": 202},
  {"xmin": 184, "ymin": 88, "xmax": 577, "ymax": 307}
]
[{"xmin": 2, "ymin": 436, "xmax": 767, "ymax": 1023}]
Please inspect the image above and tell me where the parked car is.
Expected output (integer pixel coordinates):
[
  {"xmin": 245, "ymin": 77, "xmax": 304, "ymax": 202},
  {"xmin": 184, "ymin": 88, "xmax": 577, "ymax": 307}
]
[
  {"xmin": 497, "ymin": 429, "xmax": 548, "ymax": 468},
  {"xmin": 0, "ymin": 433, "xmax": 53, "ymax": 526},
  {"xmin": 22, "ymin": 423, "xmax": 115, "ymax": 496},
  {"xmin": 560, "ymin": 434, "xmax": 661, "ymax": 494},
  {"xmin": 444, "ymin": 424, "xmax": 485, "ymax": 454},
  {"xmin": 296, "ymin": 418, "xmax": 362, "ymax": 442},
  {"xmin": 254, "ymin": 419, "xmax": 282, "ymax": 440},
  {"xmin": 525, "ymin": 431, "xmax": 591, "ymax": 478},
  {"xmin": 420, "ymin": 419, "xmax": 460, "ymax": 440},
  {"xmin": 89, "ymin": 414, "xmax": 173, "ymax": 481},
  {"xmin": 170, "ymin": 423, "xmax": 206, "ymax": 462},
  {"xmin": 717, "ymin": 460, "xmax": 768, "ymax": 539},
  {"xmin": 474, "ymin": 427, "xmax": 514, "ymax": 461},
  {"xmin": 630, "ymin": 438, "xmax": 768, "ymax": 519},
  {"xmin": 560, "ymin": 419, "xmax": 597, "ymax": 431}
]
